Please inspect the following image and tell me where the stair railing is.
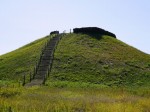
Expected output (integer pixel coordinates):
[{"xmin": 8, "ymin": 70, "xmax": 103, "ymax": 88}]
[
  {"xmin": 23, "ymin": 33, "xmax": 65, "ymax": 86},
  {"xmin": 22, "ymin": 35, "xmax": 53, "ymax": 86}
]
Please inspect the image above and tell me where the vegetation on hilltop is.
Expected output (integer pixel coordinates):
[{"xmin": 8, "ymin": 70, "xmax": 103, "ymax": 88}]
[{"xmin": 73, "ymin": 27, "xmax": 116, "ymax": 38}]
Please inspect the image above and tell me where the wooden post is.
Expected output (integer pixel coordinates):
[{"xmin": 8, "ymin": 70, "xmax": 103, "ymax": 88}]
[
  {"xmin": 33, "ymin": 67, "xmax": 35, "ymax": 79},
  {"xmin": 22, "ymin": 74, "xmax": 25, "ymax": 86},
  {"xmin": 43, "ymin": 74, "xmax": 46, "ymax": 85},
  {"xmin": 35, "ymin": 64, "xmax": 37, "ymax": 74},
  {"xmin": 37, "ymin": 59, "xmax": 40, "ymax": 68},
  {"xmin": 32, "ymin": 73, "xmax": 34, "ymax": 79},
  {"xmin": 49, "ymin": 63, "xmax": 52, "ymax": 73},
  {"xmin": 29, "ymin": 72, "xmax": 32, "ymax": 82},
  {"xmin": 47, "ymin": 66, "xmax": 50, "ymax": 77},
  {"xmin": 39, "ymin": 52, "xmax": 42, "ymax": 63},
  {"xmin": 35, "ymin": 62, "xmax": 38, "ymax": 74},
  {"xmin": 8, "ymin": 106, "xmax": 12, "ymax": 112},
  {"xmin": 34, "ymin": 66, "xmax": 36, "ymax": 75},
  {"xmin": 42, "ymin": 47, "xmax": 44, "ymax": 54}
]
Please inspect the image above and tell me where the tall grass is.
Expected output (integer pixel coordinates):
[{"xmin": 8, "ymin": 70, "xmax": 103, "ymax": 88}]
[{"xmin": 0, "ymin": 82, "xmax": 150, "ymax": 112}]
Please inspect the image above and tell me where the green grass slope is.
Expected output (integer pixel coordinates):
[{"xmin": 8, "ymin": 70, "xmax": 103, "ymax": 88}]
[
  {"xmin": 0, "ymin": 33, "xmax": 150, "ymax": 87},
  {"xmin": 0, "ymin": 35, "xmax": 50, "ymax": 81},
  {"xmin": 49, "ymin": 34, "xmax": 150, "ymax": 87}
]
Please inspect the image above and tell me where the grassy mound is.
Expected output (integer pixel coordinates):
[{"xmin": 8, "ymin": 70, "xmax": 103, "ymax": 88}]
[
  {"xmin": 50, "ymin": 34, "xmax": 150, "ymax": 87},
  {"xmin": 0, "ymin": 33, "xmax": 150, "ymax": 87}
]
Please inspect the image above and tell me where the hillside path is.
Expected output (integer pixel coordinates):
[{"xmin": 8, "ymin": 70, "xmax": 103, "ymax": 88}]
[{"xmin": 25, "ymin": 35, "xmax": 60, "ymax": 87}]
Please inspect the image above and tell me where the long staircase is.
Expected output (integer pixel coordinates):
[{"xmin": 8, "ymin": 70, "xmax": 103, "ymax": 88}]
[{"xmin": 25, "ymin": 35, "xmax": 60, "ymax": 87}]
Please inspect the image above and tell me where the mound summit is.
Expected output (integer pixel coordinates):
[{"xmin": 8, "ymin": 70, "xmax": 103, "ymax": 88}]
[{"xmin": 73, "ymin": 27, "xmax": 116, "ymax": 38}]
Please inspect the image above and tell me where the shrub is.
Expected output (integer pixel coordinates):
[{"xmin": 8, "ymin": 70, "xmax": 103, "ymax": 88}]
[{"xmin": 73, "ymin": 27, "xmax": 116, "ymax": 38}]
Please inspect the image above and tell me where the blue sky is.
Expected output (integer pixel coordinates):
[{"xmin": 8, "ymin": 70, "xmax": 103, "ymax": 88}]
[{"xmin": 0, "ymin": 0, "xmax": 150, "ymax": 55}]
